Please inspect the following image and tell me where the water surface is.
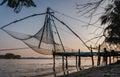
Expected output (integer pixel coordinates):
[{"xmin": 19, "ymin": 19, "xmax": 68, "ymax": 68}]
[{"xmin": 0, "ymin": 57, "xmax": 96, "ymax": 77}]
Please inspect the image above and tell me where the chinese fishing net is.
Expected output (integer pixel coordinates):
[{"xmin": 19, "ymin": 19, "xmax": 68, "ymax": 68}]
[
  {"xmin": 3, "ymin": 8, "xmax": 117, "ymax": 55},
  {"xmin": 0, "ymin": 9, "xmax": 83, "ymax": 55}
]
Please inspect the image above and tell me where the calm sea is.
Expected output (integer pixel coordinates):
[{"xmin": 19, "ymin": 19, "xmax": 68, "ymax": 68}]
[{"xmin": 0, "ymin": 57, "xmax": 98, "ymax": 77}]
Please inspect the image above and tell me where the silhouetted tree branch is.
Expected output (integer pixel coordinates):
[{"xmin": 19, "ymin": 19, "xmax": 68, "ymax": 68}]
[
  {"xmin": 77, "ymin": 0, "xmax": 120, "ymax": 45},
  {"xmin": 76, "ymin": 0, "xmax": 105, "ymax": 16},
  {"xmin": 100, "ymin": 0, "xmax": 120, "ymax": 44},
  {"xmin": 0, "ymin": 0, "xmax": 36, "ymax": 13}
]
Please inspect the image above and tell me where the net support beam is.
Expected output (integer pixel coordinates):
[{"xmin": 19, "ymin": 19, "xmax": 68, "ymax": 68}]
[
  {"xmin": 0, "ymin": 13, "xmax": 46, "ymax": 29},
  {"xmin": 38, "ymin": 13, "xmax": 48, "ymax": 48},
  {"xmin": 50, "ymin": 14, "xmax": 90, "ymax": 51},
  {"xmin": 50, "ymin": 15, "xmax": 66, "ymax": 52},
  {"xmin": 47, "ymin": 8, "xmax": 57, "ymax": 52}
]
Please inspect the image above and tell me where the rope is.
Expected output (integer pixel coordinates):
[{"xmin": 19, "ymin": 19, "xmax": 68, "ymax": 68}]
[
  {"xmin": 0, "ymin": 13, "xmax": 46, "ymax": 29},
  {"xmin": 50, "ymin": 8, "xmax": 101, "ymax": 27},
  {"xmin": 50, "ymin": 14, "xmax": 91, "ymax": 50}
]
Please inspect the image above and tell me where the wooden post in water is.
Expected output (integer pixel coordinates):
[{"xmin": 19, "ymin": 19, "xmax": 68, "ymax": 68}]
[
  {"xmin": 117, "ymin": 56, "xmax": 118, "ymax": 62},
  {"xmin": 65, "ymin": 55, "xmax": 68, "ymax": 69},
  {"xmin": 97, "ymin": 45, "xmax": 101, "ymax": 66},
  {"xmin": 90, "ymin": 45, "xmax": 94, "ymax": 67},
  {"xmin": 109, "ymin": 55, "xmax": 111, "ymax": 64},
  {"xmin": 113, "ymin": 56, "xmax": 115, "ymax": 63},
  {"xmin": 111, "ymin": 50, "xmax": 115, "ymax": 63},
  {"xmin": 76, "ymin": 54, "xmax": 78, "ymax": 68},
  {"xmin": 109, "ymin": 51, "xmax": 112, "ymax": 64},
  {"xmin": 52, "ymin": 50, "xmax": 55, "ymax": 69},
  {"xmin": 78, "ymin": 49, "xmax": 81, "ymax": 70},
  {"xmin": 62, "ymin": 55, "xmax": 65, "ymax": 69}
]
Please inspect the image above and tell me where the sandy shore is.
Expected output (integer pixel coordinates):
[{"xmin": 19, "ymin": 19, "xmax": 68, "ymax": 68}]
[{"xmin": 58, "ymin": 61, "xmax": 120, "ymax": 77}]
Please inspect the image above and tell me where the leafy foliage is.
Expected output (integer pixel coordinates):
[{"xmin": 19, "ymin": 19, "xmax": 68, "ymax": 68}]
[
  {"xmin": 100, "ymin": 0, "xmax": 120, "ymax": 44},
  {"xmin": 0, "ymin": 0, "xmax": 36, "ymax": 13}
]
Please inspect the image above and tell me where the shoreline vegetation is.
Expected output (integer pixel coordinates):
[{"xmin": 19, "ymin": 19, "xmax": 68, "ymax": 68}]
[
  {"xmin": 0, "ymin": 53, "xmax": 60, "ymax": 59},
  {"xmin": 0, "ymin": 53, "xmax": 21, "ymax": 59},
  {"xmin": 58, "ymin": 60, "xmax": 120, "ymax": 77}
]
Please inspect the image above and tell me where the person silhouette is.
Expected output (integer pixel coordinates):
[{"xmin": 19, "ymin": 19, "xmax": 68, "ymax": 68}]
[{"xmin": 103, "ymin": 48, "xmax": 108, "ymax": 65}]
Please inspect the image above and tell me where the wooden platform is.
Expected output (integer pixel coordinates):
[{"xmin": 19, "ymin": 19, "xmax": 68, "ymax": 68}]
[
  {"xmin": 53, "ymin": 51, "xmax": 120, "ymax": 56},
  {"xmin": 52, "ymin": 50, "xmax": 120, "ymax": 70}
]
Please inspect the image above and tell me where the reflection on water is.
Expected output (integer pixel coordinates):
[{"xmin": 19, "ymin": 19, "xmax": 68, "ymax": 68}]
[{"xmin": 0, "ymin": 58, "xmax": 96, "ymax": 77}]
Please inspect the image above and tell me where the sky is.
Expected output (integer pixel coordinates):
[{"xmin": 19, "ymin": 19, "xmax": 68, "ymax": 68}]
[{"xmin": 0, "ymin": 0, "xmax": 106, "ymax": 57}]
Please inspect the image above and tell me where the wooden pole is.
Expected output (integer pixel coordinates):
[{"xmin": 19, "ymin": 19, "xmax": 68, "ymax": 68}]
[
  {"xmin": 62, "ymin": 55, "xmax": 64, "ymax": 69},
  {"xmin": 53, "ymin": 51, "xmax": 55, "ymax": 69},
  {"xmin": 113, "ymin": 51, "xmax": 115, "ymax": 63},
  {"xmin": 78, "ymin": 49, "xmax": 81, "ymax": 70},
  {"xmin": 65, "ymin": 55, "xmax": 68, "ymax": 69},
  {"xmin": 109, "ymin": 51, "xmax": 112, "ymax": 64},
  {"xmin": 111, "ymin": 50, "xmax": 115, "ymax": 63},
  {"xmin": 97, "ymin": 45, "xmax": 101, "ymax": 66},
  {"xmin": 109, "ymin": 56, "xmax": 111, "ymax": 64},
  {"xmin": 117, "ymin": 56, "xmax": 118, "ymax": 61},
  {"xmin": 90, "ymin": 45, "xmax": 94, "ymax": 67},
  {"xmin": 76, "ymin": 55, "xmax": 78, "ymax": 68}
]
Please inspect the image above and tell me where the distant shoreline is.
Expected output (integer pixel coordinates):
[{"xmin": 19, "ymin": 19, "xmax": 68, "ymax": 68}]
[
  {"xmin": 0, "ymin": 57, "xmax": 60, "ymax": 59},
  {"xmin": 0, "ymin": 53, "xmax": 61, "ymax": 59},
  {"xmin": 21, "ymin": 57, "xmax": 60, "ymax": 59}
]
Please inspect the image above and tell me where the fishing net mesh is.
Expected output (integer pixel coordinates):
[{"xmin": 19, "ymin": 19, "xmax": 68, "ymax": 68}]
[{"xmin": 1, "ymin": 13, "xmax": 74, "ymax": 55}]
